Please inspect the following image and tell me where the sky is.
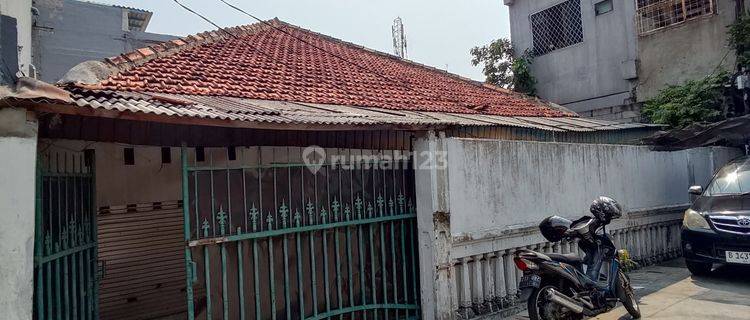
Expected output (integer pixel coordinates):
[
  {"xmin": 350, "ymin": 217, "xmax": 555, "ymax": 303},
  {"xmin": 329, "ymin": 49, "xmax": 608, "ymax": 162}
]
[{"xmin": 95, "ymin": 0, "xmax": 511, "ymax": 81}]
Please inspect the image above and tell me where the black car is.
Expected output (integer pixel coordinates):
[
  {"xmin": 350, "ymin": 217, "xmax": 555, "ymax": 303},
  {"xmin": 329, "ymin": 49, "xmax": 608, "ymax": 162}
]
[{"xmin": 682, "ymin": 156, "xmax": 750, "ymax": 276}]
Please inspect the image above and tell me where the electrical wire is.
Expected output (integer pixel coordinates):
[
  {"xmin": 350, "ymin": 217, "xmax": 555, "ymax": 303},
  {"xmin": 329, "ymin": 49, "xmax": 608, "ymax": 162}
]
[
  {"xmin": 215, "ymin": 0, "xmax": 470, "ymax": 108},
  {"xmin": 172, "ymin": 0, "xmax": 392, "ymax": 107},
  {"xmin": 172, "ymin": 0, "xmax": 240, "ymax": 39}
]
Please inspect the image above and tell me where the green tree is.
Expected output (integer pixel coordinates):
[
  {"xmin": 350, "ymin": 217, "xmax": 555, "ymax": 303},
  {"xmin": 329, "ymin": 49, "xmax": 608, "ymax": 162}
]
[
  {"xmin": 470, "ymin": 38, "xmax": 536, "ymax": 95},
  {"xmin": 642, "ymin": 12, "xmax": 750, "ymax": 128},
  {"xmin": 728, "ymin": 11, "xmax": 750, "ymax": 67},
  {"xmin": 641, "ymin": 72, "xmax": 728, "ymax": 128}
]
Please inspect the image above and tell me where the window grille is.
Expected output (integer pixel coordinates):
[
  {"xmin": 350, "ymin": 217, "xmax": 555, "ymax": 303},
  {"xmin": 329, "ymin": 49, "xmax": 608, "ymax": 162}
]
[
  {"xmin": 530, "ymin": 0, "xmax": 584, "ymax": 56},
  {"xmin": 636, "ymin": 0, "xmax": 714, "ymax": 35}
]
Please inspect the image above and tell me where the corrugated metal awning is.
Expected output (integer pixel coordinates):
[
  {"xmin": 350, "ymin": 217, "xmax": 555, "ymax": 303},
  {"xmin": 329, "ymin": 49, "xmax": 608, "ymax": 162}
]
[{"xmin": 16, "ymin": 88, "xmax": 662, "ymax": 133}]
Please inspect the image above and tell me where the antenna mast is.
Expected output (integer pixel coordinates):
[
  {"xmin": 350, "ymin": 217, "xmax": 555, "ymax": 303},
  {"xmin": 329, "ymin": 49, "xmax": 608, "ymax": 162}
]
[{"xmin": 392, "ymin": 17, "xmax": 407, "ymax": 59}]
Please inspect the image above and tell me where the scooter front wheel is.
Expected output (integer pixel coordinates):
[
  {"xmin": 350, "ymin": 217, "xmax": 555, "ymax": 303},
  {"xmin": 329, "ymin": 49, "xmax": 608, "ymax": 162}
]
[{"xmin": 527, "ymin": 285, "xmax": 583, "ymax": 320}]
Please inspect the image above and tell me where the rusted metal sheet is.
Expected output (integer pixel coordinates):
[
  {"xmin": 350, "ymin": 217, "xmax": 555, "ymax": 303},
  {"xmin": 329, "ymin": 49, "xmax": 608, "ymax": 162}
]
[
  {"xmin": 20, "ymin": 88, "xmax": 664, "ymax": 134},
  {"xmin": 97, "ymin": 201, "xmax": 191, "ymax": 320}
]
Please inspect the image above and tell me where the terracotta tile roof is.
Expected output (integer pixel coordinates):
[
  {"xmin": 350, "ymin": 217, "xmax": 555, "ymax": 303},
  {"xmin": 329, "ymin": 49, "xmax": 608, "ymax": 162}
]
[{"xmin": 68, "ymin": 19, "xmax": 575, "ymax": 118}]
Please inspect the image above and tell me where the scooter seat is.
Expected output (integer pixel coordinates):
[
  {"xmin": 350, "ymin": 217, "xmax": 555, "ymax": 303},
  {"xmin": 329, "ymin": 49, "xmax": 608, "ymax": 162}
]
[{"xmin": 547, "ymin": 253, "xmax": 583, "ymax": 266}]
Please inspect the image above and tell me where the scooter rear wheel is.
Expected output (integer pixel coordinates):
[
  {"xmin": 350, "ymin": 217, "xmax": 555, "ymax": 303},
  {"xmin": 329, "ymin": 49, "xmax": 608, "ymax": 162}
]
[{"xmin": 527, "ymin": 285, "xmax": 583, "ymax": 320}]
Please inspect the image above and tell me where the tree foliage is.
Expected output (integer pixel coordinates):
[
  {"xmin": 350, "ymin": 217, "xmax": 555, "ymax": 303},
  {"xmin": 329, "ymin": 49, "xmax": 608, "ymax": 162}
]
[
  {"xmin": 728, "ymin": 11, "xmax": 750, "ymax": 67},
  {"xmin": 642, "ymin": 13, "xmax": 750, "ymax": 128},
  {"xmin": 470, "ymin": 38, "xmax": 536, "ymax": 95},
  {"xmin": 641, "ymin": 72, "xmax": 728, "ymax": 128},
  {"xmin": 511, "ymin": 53, "xmax": 536, "ymax": 96}
]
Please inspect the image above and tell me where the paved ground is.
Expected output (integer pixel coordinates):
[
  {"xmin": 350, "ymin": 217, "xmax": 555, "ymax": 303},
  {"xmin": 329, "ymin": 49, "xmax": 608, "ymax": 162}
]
[
  {"xmin": 596, "ymin": 258, "xmax": 750, "ymax": 319},
  {"xmin": 515, "ymin": 258, "xmax": 750, "ymax": 319}
]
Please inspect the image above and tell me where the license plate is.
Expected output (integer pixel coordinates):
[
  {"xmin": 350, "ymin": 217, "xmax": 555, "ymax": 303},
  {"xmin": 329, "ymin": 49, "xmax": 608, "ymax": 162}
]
[
  {"xmin": 519, "ymin": 274, "xmax": 541, "ymax": 289},
  {"xmin": 726, "ymin": 251, "xmax": 750, "ymax": 264}
]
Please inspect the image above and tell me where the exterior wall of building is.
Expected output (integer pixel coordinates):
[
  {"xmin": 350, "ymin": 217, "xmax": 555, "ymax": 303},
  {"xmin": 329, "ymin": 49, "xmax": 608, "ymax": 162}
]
[
  {"xmin": 0, "ymin": 4, "xmax": 36, "ymax": 320},
  {"xmin": 0, "ymin": 107, "xmax": 38, "ymax": 320},
  {"xmin": 445, "ymin": 140, "xmax": 738, "ymax": 239},
  {"xmin": 0, "ymin": 0, "xmax": 32, "ymax": 78},
  {"xmin": 505, "ymin": 0, "xmax": 638, "ymax": 114},
  {"xmin": 32, "ymin": 0, "xmax": 175, "ymax": 83},
  {"xmin": 414, "ymin": 135, "xmax": 742, "ymax": 319},
  {"xmin": 576, "ymin": 103, "xmax": 641, "ymax": 122},
  {"xmin": 636, "ymin": 0, "xmax": 744, "ymax": 101}
]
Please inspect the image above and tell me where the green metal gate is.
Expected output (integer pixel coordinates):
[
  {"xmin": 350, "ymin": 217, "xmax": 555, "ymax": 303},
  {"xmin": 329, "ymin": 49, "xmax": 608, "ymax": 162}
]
[
  {"xmin": 181, "ymin": 147, "xmax": 421, "ymax": 320},
  {"xmin": 34, "ymin": 151, "xmax": 98, "ymax": 320}
]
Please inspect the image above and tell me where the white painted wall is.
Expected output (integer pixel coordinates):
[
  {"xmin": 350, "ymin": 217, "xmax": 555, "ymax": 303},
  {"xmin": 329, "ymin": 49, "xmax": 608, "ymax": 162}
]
[
  {"xmin": 0, "ymin": 107, "xmax": 38, "ymax": 320},
  {"xmin": 0, "ymin": 0, "xmax": 32, "ymax": 76},
  {"xmin": 445, "ymin": 140, "xmax": 740, "ymax": 241},
  {"xmin": 414, "ymin": 136, "xmax": 742, "ymax": 319}
]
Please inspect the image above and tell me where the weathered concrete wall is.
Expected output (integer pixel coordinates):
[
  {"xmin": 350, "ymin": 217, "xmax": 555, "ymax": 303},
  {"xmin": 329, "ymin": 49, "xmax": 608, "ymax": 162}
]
[
  {"xmin": 445, "ymin": 140, "xmax": 739, "ymax": 240},
  {"xmin": 33, "ymin": 0, "xmax": 175, "ymax": 82},
  {"xmin": 576, "ymin": 103, "xmax": 641, "ymax": 123},
  {"xmin": 414, "ymin": 135, "xmax": 742, "ymax": 319},
  {"xmin": 636, "ymin": 0, "xmax": 740, "ymax": 101},
  {"xmin": 506, "ymin": 0, "xmax": 637, "ymax": 113},
  {"xmin": 0, "ymin": 0, "xmax": 32, "ymax": 77},
  {"xmin": 0, "ymin": 107, "xmax": 38, "ymax": 320}
]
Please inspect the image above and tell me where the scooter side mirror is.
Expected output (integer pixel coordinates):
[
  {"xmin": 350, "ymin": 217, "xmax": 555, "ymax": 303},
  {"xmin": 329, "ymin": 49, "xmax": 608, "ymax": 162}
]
[{"xmin": 688, "ymin": 186, "xmax": 703, "ymax": 196}]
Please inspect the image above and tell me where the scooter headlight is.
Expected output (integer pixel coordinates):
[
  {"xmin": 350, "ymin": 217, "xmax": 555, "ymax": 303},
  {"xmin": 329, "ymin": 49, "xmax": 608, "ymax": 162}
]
[{"xmin": 683, "ymin": 209, "xmax": 710, "ymax": 230}]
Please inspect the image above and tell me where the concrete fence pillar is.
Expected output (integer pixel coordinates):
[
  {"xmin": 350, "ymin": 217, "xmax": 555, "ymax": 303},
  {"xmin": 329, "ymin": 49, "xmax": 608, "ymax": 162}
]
[
  {"xmin": 0, "ymin": 107, "xmax": 38, "ymax": 320},
  {"xmin": 472, "ymin": 255, "xmax": 485, "ymax": 307},
  {"xmin": 483, "ymin": 253, "xmax": 495, "ymax": 306},
  {"xmin": 459, "ymin": 258, "xmax": 472, "ymax": 310},
  {"xmin": 494, "ymin": 251, "xmax": 506, "ymax": 302},
  {"xmin": 504, "ymin": 249, "xmax": 517, "ymax": 298},
  {"xmin": 414, "ymin": 131, "xmax": 455, "ymax": 320}
]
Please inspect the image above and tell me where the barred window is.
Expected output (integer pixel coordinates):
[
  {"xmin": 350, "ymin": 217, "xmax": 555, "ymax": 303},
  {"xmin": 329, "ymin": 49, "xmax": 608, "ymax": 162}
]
[
  {"xmin": 530, "ymin": 0, "xmax": 584, "ymax": 56},
  {"xmin": 636, "ymin": 0, "xmax": 715, "ymax": 35}
]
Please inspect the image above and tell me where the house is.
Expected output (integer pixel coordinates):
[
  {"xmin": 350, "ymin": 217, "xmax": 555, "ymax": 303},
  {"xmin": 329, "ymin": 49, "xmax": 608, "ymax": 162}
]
[
  {"xmin": 0, "ymin": 13, "xmax": 669, "ymax": 319},
  {"xmin": 504, "ymin": 0, "xmax": 749, "ymax": 122},
  {"xmin": 1, "ymin": 4, "xmax": 735, "ymax": 320},
  {"xmin": 32, "ymin": 0, "xmax": 176, "ymax": 83}
]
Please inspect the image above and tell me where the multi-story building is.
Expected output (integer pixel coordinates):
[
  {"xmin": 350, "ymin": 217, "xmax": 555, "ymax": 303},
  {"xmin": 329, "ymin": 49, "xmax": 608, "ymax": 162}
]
[
  {"xmin": 32, "ymin": 0, "xmax": 175, "ymax": 82},
  {"xmin": 504, "ymin": 0, "xmax": 749, "ymax": 122}
]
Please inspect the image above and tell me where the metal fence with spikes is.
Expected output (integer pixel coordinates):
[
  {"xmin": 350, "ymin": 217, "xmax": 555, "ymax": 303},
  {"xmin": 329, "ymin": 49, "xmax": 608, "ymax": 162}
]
[
  {"xmin": 181, "ymin": 147, "xmax": 421, "ymax": 320},
  {"xmin": 34, "ymin": 150, "xmax": 98, "ymax": 320}
]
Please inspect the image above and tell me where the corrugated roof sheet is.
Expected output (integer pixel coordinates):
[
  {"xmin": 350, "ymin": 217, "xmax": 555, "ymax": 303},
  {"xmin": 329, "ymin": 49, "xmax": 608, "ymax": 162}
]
[{"xmin": 48, "ymin": 88, "xmax": 660, "ymax": 132}]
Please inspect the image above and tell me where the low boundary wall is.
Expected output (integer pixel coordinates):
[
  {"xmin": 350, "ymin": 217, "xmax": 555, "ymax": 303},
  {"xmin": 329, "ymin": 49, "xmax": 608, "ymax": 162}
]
[{"xmin": 414, "ymin": 134, "xmax": 741, "ymax": 319}]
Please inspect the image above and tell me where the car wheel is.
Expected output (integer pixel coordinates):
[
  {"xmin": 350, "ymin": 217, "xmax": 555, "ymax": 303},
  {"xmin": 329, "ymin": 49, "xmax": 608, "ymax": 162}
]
[{"xmin": 685, "ymin": 260, "xmax": 712, "ymax": 276}]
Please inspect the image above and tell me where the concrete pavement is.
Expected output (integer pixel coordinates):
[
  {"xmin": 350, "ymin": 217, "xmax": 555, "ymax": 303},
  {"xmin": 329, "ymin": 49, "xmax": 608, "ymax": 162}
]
[
  {"xmin": 595, "ymin": 258, "xmax": 750, "ymax": 320},
  {"xmin": 512, "ymin": 258, "xmax": 750, "ymax": 319}
]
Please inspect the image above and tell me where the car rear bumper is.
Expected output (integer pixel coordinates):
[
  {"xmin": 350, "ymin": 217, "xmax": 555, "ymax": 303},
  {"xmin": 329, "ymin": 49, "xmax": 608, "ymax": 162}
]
[{"xmin": 682, "ymin": 227, "xmax": 750, "ymax": 264}]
